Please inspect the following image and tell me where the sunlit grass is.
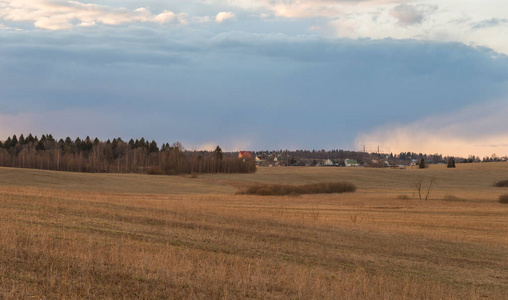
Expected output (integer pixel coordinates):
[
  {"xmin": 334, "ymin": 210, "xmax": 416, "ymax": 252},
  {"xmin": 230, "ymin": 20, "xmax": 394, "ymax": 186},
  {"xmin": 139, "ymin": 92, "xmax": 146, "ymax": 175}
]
[{"xmin": 0, "ymin": 164, "xmax": 507, "ymax": 298}]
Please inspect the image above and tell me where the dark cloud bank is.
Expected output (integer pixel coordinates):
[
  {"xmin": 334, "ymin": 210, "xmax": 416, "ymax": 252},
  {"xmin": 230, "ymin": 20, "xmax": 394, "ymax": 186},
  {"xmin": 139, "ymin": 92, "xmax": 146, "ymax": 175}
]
[{"xmin": 1, "ymin": 28, "xmax": 507, "ymax": 150}]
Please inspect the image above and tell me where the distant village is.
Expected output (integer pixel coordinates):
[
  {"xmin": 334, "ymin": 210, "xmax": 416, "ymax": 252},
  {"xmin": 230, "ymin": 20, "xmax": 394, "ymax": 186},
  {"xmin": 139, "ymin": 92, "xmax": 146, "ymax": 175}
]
[{"xmin": 237, "ymin": 150, "xmax": 508, "ymax": 168}]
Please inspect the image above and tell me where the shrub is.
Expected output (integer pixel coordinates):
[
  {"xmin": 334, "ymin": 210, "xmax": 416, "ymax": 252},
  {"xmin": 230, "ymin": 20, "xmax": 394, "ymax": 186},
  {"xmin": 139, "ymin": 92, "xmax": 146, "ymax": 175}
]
[
  {"xmin": 494, "ymin": 180, "xmax": 508, "ymax": 187},
  {"xmin": 189, "ymin": 172, "xmax": 198, "ymax": 178},
  {"xmin": 419, "ymin": 158, "xmax": 426, "ymax": 169},
  {"xmin": 396, "ymin": 195, "xmax": 410, "ymax": 200},
  {"xmin": 241, "ymin": 182, "xmax": 356, "ymax": 196},
  {"xmin": 255, "ymin": 188, "xmax": 274, "ymax": 196},
  {"xmin": 499, "ymin": 194, "xmax": 508, "ymax": 204},
  {"xmin": 447, "ymin": 157, "xmax": 456, "ymax": 168},
  {"xmin": 146, "ymin": 166, "xmax": 164, "ymax": 175}
]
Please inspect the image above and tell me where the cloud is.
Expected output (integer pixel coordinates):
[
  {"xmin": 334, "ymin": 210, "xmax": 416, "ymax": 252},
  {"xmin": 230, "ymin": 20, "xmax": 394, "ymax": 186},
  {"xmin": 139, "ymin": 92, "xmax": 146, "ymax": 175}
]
[
  {"xmin": 1, "ymin": 0, "xmax": 507, "ymax": 55},
  {"xmin": 0, "ymin": 22, "xmax": 18, "ymax": 30},
  {"xmin": 225, "ymin": 0, "xmax": 394, "ymax": 18},
  {"xmin": 355, "ymin": 101, "xmax": 508, "ymax": 158},
  {"xmin": 0, "ymin": 0, "xmax": 181, "ymax": 30},
  {"xmin": 390, "ymin": 4, "xmax": 426, "ymax": 26},
  {"xmin": 153, "ymin": 10, "xmax": 177, "ymax": 24},
  {"xmin": 471, "ymin": 18, "xmax": 508, "ymax": 30},
  {"xmin": 1, "ymin": 27, "xmax": 507, "ymax": 151},
  {"xmin": 225, "ymin": 0, "xmax": 508, "ymax": 55},
  {"xmin": 215, "ymin": 11, "xmax": 235, "ymax": 23}
]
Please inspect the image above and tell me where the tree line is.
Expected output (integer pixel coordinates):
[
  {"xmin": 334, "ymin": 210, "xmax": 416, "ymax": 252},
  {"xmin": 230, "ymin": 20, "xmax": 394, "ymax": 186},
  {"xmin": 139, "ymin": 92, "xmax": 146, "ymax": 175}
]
[
  {"xmin": 254, "ymin": 149, "xmax": 461, "ymax": 166},
  {"xmin": 0, "ymin": 134, "xmax": 256, "ymax": 175}
]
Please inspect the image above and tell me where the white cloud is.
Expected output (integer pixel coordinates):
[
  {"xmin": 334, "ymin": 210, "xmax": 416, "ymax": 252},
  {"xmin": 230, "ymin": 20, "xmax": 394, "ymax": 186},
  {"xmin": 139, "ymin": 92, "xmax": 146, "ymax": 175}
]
[
  {"xmin": 77, "ymin": 20, "xmax": 96, "ymax": 27},
  {"xmin": 355, "ymin": 100, "xmax": 508, "ymax": 158},
  {"xmin": 1, "ymin": 1, "xmax": 506, "ymax": 54},
  {"xmin": 391, "ymin": 4, "xmax": 425, "ymax": 26},
  {"xmin": 0, "ymin": 0, "xmax": 180, "ymax": 30},
  {"xmin": 215, "ymin": 11, "xmax": 235, "ymax": 23},
  {"xmin": 153, "ymin": 10, "xmax": 176, "ymax": 24},
  {"xmin": 224, "ymin": 0, "xmax": 508, "ymax": 54}
]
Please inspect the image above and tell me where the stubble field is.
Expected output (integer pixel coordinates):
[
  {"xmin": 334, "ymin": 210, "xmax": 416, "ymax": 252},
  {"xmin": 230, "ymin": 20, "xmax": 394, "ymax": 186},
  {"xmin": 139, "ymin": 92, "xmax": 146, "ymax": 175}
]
[{"xmin": 0, "ymin": 163, "xmax": 507, "ymax": 299}]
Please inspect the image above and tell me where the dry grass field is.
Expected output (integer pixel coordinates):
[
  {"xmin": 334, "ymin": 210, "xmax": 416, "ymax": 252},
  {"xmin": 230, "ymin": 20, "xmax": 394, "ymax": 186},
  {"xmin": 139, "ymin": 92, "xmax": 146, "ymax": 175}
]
[{"xmin": 0, "ymin": 163, "xmax": 507, "ymax": 299}]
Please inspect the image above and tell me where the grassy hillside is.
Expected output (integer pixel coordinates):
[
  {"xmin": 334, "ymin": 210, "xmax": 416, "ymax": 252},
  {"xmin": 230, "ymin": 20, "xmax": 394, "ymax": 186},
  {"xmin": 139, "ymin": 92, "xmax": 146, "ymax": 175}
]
[
  {"xmin": 0, "ymin": 164, "xmax": 507, "ymax": 299},
  {"xmin": 0, "ymin": 167, "xmax": 235, "ymax": 195}
]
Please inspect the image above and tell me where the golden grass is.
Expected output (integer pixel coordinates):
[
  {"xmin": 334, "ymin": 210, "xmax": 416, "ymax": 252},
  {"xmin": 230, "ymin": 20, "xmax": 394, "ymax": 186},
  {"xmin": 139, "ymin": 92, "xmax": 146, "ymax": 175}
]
[{"xmin": 0, "ymin": 164, "xmax": 507, "ymax": 299}]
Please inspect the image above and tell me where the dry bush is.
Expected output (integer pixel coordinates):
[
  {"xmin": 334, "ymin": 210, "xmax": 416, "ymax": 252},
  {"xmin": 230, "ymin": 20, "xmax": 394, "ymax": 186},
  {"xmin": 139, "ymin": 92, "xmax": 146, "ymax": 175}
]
[
  {"xmin": 242, "ymin": 182, "xmax": 356, "ymax": 196},
  {"xmin": 499, "ymin": 194, "xmax": 508, "ymax": 204},
  {"xmin": 396, "ymin": 195, "xmax": 411, "ymax": 200},
  {"xmin": 189, "ymin": 172, "xmax": 199, "ymax": 178},
  {"xmin": 146, "ymin": 166, "xmax": 165, "ymax": 175},
  {"xmin": 494, "ymin": 180, "xmax": 508, "ymax": 187},
  {"xmin": 255, "ymin": 188, "xmax": 274, "ymax": 196}
]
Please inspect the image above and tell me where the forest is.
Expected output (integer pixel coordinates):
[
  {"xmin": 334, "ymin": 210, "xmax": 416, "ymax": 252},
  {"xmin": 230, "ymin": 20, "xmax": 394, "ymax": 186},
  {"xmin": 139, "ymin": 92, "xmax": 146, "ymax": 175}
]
[{"xmin": 0, "ymin": 134, "xmax": 256, "ymax": 175}]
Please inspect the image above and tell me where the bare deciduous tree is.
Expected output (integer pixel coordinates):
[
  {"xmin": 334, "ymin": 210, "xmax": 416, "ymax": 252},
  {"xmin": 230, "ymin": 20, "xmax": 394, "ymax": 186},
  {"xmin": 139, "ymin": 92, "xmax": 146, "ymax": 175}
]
[{"xmin": 414, "ymin": 176, "xmax": 435, "ymax": 200}]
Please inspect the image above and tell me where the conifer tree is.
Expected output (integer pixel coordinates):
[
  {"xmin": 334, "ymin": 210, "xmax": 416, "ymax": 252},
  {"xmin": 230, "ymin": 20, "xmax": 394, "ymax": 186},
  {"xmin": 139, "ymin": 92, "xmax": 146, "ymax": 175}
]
[
  {"xmin": 149, "ymin": 140, "xmax": 159, "ymax": 153},
  {"xmin": 214, "ymin": 146, "xmax": 223, "ymax": 161},
  {"xmin": 419, "ymin": 157, "xmax": 425, "ymax": 169},
  {"xmin": 5, "ymin": 137, "xmax": 12, "ymax": 148},
  {"xmin": 36, "ymin": 140, "xmax": 45, "ymax": 151},
  {"xmin": 447, "ymin": 157, "xmax": 456, "ymax": 168}
]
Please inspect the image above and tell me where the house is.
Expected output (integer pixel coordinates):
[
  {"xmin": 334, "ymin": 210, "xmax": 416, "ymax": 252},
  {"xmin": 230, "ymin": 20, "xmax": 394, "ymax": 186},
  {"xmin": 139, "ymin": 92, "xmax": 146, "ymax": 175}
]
[
  {"xmin": 344, "ymin": 159, "xmax": 359, "ymax": 167},
  {"xmin": 238, "ymin": 151, "xmax": 252, "ymax": 159},
  {"xmin": 368, "ymin": 159, "xmax": 390, "ymax": 168},
  {"xmin": 323, "ymin": 159, "xmax": 334, "ymax": 166}
]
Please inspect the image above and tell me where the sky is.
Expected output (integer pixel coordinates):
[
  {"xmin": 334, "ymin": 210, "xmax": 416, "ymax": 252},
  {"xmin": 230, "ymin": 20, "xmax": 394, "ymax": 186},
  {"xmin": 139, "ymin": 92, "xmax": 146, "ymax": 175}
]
[{"xmin": 0, "ymin": 0, "xmax": 507, "ymax": 157}]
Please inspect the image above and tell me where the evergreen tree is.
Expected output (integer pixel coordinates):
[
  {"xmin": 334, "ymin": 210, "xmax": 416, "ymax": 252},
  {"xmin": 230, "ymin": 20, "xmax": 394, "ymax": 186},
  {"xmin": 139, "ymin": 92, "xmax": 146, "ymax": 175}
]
[
  {"xmin": 27, "ymin": 134, "xmax": 35, "ymax": 144},
  {"xmin": 36, "ymin": 140, "xmax": 45, "ymax": 151},
  {"xmin": 419, "ymin": 157, "xmax": 426, "ymax": 169},
  {"xmin": 4, "ymin": 137, "xmax": 12, "ymax": 149},
  {"xmin": 214, "ymin": 146, "xmax": 223, "ymax": 161},
  {"xmin": 149, "ymin": 140, "xmax": 159, "ymax": 153},
  {"xmin": 75, "ymin": 137, "xmax": 82, "ymax": 151},
  {"xmin": 447, "ymin": 157, "xmax": 456, "ymax": 168}
]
